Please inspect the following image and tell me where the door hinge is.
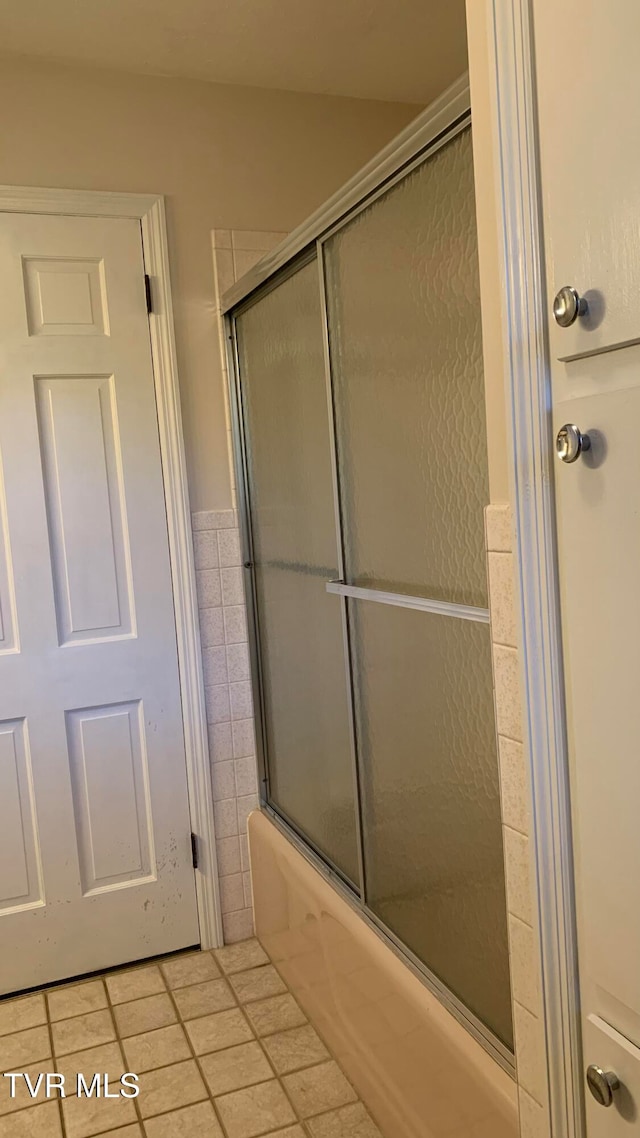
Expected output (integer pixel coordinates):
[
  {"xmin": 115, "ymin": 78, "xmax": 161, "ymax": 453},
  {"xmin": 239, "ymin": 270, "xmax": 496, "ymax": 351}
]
[
  {"xmin": 144, "ymin": 273, "xmax": 153, "ymax": 314},
  {"xmin": 190, "ymin": 832, "xmax": 199, "ymax": 870}
]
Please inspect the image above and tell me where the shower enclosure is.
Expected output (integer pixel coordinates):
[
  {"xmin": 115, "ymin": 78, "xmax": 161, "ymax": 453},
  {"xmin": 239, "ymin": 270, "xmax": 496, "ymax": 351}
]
[{"xmin": 223, "ymin": 79, "xmax": 513, "ymax": 1068}]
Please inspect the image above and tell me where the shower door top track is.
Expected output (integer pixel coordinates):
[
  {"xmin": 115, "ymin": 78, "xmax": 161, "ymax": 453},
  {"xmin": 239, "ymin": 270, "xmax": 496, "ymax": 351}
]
[{"xmin": 220, "ymin": 74, "xmax": 471, "ymax": 317}]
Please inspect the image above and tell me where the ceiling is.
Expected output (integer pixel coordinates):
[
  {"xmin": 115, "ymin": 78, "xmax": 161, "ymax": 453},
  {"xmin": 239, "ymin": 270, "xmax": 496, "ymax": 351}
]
[{"xmin": 0, "ymin": 0, "xmax": 467, "ymax": 105}]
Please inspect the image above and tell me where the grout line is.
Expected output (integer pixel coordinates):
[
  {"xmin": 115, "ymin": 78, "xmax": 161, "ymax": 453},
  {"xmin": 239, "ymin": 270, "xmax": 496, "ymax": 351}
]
[
  {"xmin": 234, "ymin": 990, "xmax": 311, "ymax": 1133},
  {"xmin": 43, "ymin": 990, "xmax": 66, "ymax": 1138},
  {"xmin": 161, "ymin": 961, "xmax": 233, "ymax": 1138},
  {"xmin": 102, "ymin": 975, "xmax": 143, "ymax": 1133},
  {"xmin": 108, "ymin": 966, "xmax": 214, "ymax": 1132},
  {"xmin": 222, "ymin": 955, "xmax": 362, "ymax": 1135}
]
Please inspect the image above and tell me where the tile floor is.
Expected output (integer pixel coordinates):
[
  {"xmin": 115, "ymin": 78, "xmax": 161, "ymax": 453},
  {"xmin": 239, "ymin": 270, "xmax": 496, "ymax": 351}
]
[{"xmin": 0, "ymin": 939, "xmax": 383, "ymax": 1138}]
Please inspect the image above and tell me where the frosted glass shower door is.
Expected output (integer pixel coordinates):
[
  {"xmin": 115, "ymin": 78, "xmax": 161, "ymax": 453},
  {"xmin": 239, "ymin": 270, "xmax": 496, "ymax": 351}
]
[
  {"xmin": 234, "ymin": 257, "xmax": 359, "ymax": 886},
  {"xmin": 323, "ymin": 126, "xmax": 512, "ymax": 1047}
]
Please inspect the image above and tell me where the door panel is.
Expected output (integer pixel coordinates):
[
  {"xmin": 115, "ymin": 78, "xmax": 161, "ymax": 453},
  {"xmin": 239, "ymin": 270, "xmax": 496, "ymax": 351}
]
[
  {"xmin": 322, "ymin": 125, "xmax": 510, "ymax": 1048},
  {"xmin": 348, "ymin": 597, "xmax": 512, "ymax": 1047},
  {"xmin": 536, "ymin": 4, "xmax": 640, "ymax": 364},
  {"xmin": 0, "ymin": 462, "xmax": 17, "ymax": 655},
  {"xmin": 554, "ymin": 382, "xmax": 640, "ymax": 1050},
  {"xmin": 35, "ymin": 373, "xmax": 133, "ymax": 643},
  {"xmin": 323, "ymin": 126, "xmax": 488, "ymax": 606},
  {"xmin": 66, "ymin": 701, "xmax": 154, "ymax": 893},
  {"xmin": 0, "ymin": 719, "xmax": 41, "ymax": 912},
  {"xmin": 0, "ymin": 212, "xmax": 198, "ymax": 991},
  {"xmin": 235, "ymin": 258, "xmax": 359, "ymax": 886}
]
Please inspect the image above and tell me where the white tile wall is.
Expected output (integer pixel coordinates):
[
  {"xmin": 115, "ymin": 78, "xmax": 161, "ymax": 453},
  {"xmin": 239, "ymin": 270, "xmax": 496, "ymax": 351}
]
[
  {"xmin": 192, "ymin": 505, "xmax": 258, "ymax": 944},
  {"xmin": 486, "ymin": 504, "xmax": 550, "ymax": 1137},
  {"xmin": 196, "ymin": 228, "xmax": 286, "ymax": 943}
]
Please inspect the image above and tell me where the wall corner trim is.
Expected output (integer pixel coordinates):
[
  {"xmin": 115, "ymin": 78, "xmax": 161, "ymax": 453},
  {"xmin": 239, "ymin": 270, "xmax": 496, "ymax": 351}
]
[{"xmin": 484, "ymin": 7, "xmax": 583, "ymax": 1138}]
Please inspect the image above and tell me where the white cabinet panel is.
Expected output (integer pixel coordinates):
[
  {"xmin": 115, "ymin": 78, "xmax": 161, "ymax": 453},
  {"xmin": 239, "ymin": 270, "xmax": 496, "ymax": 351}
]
[
  {"xmin": 536, "ymin": 4, "xmax": 640, "ymax": 365},
  {"xmin": 584, "ymin": 1015, "xmax": 640, "ymax": 1135}
]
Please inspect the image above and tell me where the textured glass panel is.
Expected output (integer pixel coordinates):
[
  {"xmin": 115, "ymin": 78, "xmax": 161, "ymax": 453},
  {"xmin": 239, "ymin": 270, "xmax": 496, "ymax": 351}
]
[
  {"xmin": 236, "ymin": 259, "xmax": 358, "ymax": 885},
  {"xmin": 325, "ymin": 126, "xmax": 489, "ymax": 606},
  {"xmin": 349, "ymin": 599, "xmax": 512, "ymax": 1048}
]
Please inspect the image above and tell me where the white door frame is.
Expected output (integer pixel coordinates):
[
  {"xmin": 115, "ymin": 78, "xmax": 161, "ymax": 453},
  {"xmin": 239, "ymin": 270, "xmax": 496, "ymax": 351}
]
[
  {"xmin": 483, "ymin": 3, "xmax": 584, "ymax": 1137},
  {"xmin": 0, "ymin": 184, "xmax": 222, "ymax": 951}
]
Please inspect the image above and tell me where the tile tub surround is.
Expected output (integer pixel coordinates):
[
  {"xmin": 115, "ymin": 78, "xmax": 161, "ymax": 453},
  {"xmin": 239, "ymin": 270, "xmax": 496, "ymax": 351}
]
[
  {"xmin": 250, "ymin": 810, "xmax": 519, "ymax": 1138},
  {"xmin": 192, "ymin": 507, "xmax": 258, "ymax": 944},
  {"xmin": 0, "ymin": 942, "xmax": 382, "ymax": 1138},
  {"xmin": 486, "ymin": 504, "xmax": 550, "ymax": 1137}
]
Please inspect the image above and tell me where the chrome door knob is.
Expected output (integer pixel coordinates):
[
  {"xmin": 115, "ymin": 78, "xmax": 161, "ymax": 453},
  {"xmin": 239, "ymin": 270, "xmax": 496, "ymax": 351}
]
[
  {"xmin": 556, "ymin": 423, "xmax": 591, "ymax": 463},
  {"xmin": 553, "ymin": 285, "xmax": 588, "ymax": 327},
  {"xmin": 586, "ymin": 1065, "xmax": 619, "ymax": 1108}
]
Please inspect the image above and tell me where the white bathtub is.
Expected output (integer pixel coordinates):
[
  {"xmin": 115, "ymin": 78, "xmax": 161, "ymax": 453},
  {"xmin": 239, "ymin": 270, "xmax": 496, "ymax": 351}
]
[{"xmin": 249, "ymin": 809, "xmax": 519, "ymax": 1138}]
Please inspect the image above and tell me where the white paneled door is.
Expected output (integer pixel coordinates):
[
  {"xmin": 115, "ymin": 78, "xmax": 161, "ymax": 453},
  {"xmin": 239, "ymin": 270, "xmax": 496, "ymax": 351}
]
[{"xmin": 0, "ymin": 212, "xmax": 199, "ymax": 994}]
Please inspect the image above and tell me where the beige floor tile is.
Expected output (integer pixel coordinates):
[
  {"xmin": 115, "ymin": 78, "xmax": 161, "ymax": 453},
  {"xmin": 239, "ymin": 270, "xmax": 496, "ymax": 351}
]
[
  {"xmin": 0, "ymin": 1063, "xmax": 57, "ymax": 1116},
  {"xmin": 200, "ymin": 1041, "xmax": 272, "ymax": 1096},
  {"xmin": 307, "ymin": 1102, "xmax": 383, "ymax": 1137},
  {"xmin": 262, "ymin": 1024, "xmax": 330, "ymax": 1075},
  {"xmin": 52, "ymin": 1008, "xmax": 115, "ymax": 1056},
  {"xmin": 244, "ymin": 994, "xmax": 306, "ymax": 1037},
  {"xmin": 215, "ymin": 1079, "xmax": 296, "ymax": 1138},
  {"xmin": 106, "ymin": 966, "xmax": 166, "ymax": 1005},
  {"xmin": 0, "ymin": 1024, "xmax": 51, "ymax": 1068},
  {"xmin": 122, "ymin": 1023, "xmax": 190, "ymax": 1072},
  {"xmin": 229, "ymin": 965, "xmax": 287, "ymax": 1004},
  {"xmin": 283, "ymin": 1061, "xmax": 357, "ymax": 1119},
  {"xmin": 0, "ymin": 993, "xmax": 46, "ymax": 1037},
  {"xmin": 113, "ymin": 993, "xmax": 176, "ymax": 1038},
  {"xmin": 161, "ymin": 951, "xmax": 221, "ymax": 989},
  {"xmin": 143, "ymin": 1100, "xmax": 223, "ymax": 1138},
  {"xmin": 0, "ymin": 1100, "xmax": 62, "ymax": 1137},
  {"xmin": 57, "ymin": 1039, "xmax": 124, "ymax": 1081},
  {"xmin": 138, "ymin": 1058, "xmax": 207, "ymax": 1119},
  {"xmin": 59, "ymin": 1040, "xmax": 139, "ymax": 1106},
  {"xmin": 62, "ymin": 1089, "xmax": 137, "ymax": 1138},
  {"xmin": 59, "ymin": 1044, "xmax": 138, "ymax": 1138},
  {"xmin": 48, "ymin": 980, "xmax": 107, "ymax": 1022},
  {"xmin": 186, "ymin": 1007, "xmax": 254, "ymax": 1055},
  {"xmin": 173, "ymin": 979, "xmax": 235, "ymax": 1021},
  {"xmin": 214, "ymin": 939, "xmax": 269, "ymax": 975}
]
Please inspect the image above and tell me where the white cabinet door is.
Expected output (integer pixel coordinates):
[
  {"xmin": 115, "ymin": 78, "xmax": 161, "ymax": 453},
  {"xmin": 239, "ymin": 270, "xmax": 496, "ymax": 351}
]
[
  {"xmin": 533, "ymin": 0, "xmax": 640, "ymax": 1130},
  {"xmin": 0, "ymin": 212, "xmax": 199, "ymax": 993}
]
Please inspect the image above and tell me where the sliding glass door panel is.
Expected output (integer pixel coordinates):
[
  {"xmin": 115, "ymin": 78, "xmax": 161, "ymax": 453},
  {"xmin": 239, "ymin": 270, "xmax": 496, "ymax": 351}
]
[
  {"xmin": 228, "ymin": 106, "xmax": 513, "ymax": 1062},
  {"xmin": 348, "ymin": 598, "xmax": 512, "ymax": 1048},
  {"xmin": 324, "ymin": 127, "xmax": 489, "ymax": 607},
  {"xmin": 235, "ymin": 259, "xmax": 359, "ymax": 885}
]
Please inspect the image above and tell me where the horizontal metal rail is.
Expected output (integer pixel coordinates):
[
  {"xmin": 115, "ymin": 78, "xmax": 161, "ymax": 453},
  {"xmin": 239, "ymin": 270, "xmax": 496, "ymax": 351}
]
[{"xmin": 325, "ymin": 580, "xmax": 490, "ymax": 623}]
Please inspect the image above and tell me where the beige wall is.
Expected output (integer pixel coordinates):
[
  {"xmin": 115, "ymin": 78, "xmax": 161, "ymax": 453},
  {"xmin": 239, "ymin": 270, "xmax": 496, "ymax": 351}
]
[
  {"xmin": 466, "ymin": 1, "xmax": 510, "ymax": 504},
  {"xmin": 0, "ymin": 55, "xmax": 418, "ymax": 510}
]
